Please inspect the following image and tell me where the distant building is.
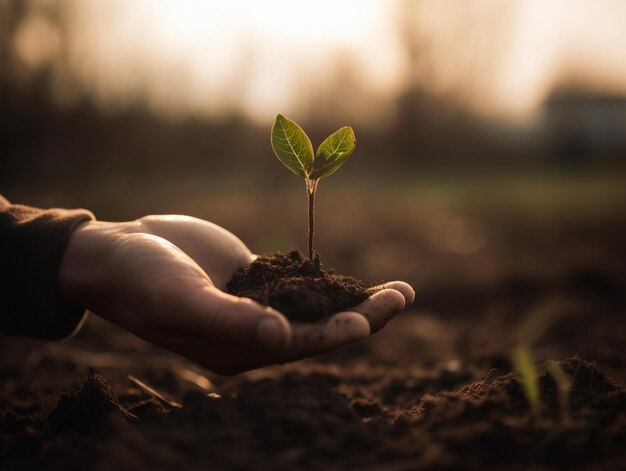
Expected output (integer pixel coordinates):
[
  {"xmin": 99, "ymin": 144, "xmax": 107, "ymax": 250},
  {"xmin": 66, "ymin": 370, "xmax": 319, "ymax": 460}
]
[{"xmin": 541, "ymin": 91, "xmax": 626, "ymax": 163}]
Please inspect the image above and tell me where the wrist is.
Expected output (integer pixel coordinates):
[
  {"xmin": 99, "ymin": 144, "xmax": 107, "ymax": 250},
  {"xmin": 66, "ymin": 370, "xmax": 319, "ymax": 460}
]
[{"xmin": 58, "ymin": 219, "xmax": 140, "ymax": 308}]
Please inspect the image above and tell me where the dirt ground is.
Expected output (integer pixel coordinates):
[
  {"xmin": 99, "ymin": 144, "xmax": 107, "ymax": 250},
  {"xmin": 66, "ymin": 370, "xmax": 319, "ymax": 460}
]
[{"xmin": 1, "ymin": 175, "xmax": 626, "ymax": 470}]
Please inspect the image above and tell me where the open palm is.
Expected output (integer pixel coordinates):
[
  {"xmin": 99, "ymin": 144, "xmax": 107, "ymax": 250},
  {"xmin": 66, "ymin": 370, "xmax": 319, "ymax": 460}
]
[{"xmin": 60, "ymin": 215, "xmax": 414, "ymax": 375}]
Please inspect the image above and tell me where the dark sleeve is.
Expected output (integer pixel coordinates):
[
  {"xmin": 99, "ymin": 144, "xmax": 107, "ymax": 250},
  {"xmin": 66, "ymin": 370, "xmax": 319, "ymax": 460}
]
[{"xmin": 0, "ymin": 195, "xmax": 95, "ymax": 340}]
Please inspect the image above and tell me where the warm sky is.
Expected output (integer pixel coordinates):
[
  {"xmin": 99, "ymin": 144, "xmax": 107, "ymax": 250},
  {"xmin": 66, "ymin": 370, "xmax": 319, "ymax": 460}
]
[{"xmin": 12, "ymin": 0, "xmax": 626, "ymax": 125}]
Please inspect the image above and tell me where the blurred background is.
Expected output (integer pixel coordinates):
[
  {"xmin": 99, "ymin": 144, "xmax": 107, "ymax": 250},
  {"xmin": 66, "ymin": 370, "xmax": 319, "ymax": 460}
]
[{"xmin": 1, "ymin": 0, "xmax": 625, "ymax": 310}]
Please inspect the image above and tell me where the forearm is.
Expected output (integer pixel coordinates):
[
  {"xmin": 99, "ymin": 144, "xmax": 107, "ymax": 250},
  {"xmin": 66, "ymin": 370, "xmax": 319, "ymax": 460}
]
[{"xmin": 0, "ymin": 195, "xmax": 95, "ymax": 339}]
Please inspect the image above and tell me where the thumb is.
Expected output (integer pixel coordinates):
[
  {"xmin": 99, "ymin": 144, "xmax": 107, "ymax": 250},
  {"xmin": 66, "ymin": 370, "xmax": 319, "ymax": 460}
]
[{"xmin": 172, "ymin": 286, "xmax": 293, "ymax": 352}]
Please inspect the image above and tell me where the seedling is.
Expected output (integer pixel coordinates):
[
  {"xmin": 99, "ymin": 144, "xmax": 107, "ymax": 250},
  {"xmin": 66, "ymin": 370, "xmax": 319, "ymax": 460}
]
[
  {"xmin": 271, "ymin": 114, "xmax": 356, "ymax": 260},
  {"xmin": 512, "ymin": 344, "xmax": 541, "ymax": 422},
  {"xmin": 547, "ymin": 361, "xmax": 572, "ymax": 424}
]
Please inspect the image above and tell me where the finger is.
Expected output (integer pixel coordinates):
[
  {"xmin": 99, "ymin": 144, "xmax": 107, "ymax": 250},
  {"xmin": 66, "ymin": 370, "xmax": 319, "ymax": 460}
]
[
  {"xmin": 139, "ymin": 215, "xmax": 254, "ymax": 289},
  {"xmin": 167, "ymin": 285, "xmax": 292, "ymax": 352},
  {"xmin": 165, "ymin": 311, "xmax": 370, "ymax": 376},
  {"xmin": 354, "ymin": 288, "xmax": 406, "ymax": 333},
  {"xmin": 368, "ymin": 281, "xmax": 415, "ymax": 305},
  {"xmin": 285, "ymin": 311, "xmax": 370, "ymax": 358}
]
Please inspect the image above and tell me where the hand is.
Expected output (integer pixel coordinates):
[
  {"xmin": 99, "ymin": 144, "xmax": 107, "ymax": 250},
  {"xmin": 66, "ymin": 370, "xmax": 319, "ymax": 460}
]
[{"xmin": 59, "ymin": 215, "xmax": 414, "ymax": 375}]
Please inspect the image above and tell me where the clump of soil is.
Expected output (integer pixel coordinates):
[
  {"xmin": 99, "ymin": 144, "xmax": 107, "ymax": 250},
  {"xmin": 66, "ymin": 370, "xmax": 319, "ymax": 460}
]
[
  {"xmin": 226, "ymin": 250, "xmax": 371, "ymax": 322},
  {"xmin": 47, "ymin": 368, "xmax": 133, "ymax": 434}
]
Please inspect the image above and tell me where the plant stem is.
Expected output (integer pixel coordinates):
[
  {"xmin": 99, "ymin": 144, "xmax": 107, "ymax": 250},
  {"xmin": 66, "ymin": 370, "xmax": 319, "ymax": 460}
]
[{"xmin": 307, "ymin": 179, "xmax": 318, "ymax": 260}]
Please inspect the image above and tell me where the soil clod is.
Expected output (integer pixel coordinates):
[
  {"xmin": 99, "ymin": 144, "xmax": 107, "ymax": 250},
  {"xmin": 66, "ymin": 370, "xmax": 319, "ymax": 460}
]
[{"xmin": 226, "ymin": 250, "xmax": 370, "ymax": 322}]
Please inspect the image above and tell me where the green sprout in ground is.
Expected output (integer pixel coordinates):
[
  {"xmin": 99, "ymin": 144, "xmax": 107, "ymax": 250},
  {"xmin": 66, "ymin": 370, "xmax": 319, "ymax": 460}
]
[
  {"xmin": 547, "ymin": 360, "xmax": 572, "ymax": 424},
  {"xmin": 271, "ymin": 114, "xmax": 356, "ymax": 260},
  {"xmin": 513, "ymin": 344, "xmax": 573, "ymax": 428},
  {"xmin": 513, "ymin": 344, "xmax": 542, "ymax": 423}
]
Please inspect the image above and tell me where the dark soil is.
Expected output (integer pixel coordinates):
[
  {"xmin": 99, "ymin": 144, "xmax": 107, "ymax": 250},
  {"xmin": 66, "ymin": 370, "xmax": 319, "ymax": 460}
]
[
  {"xmin": 226, "ymin": 250, "xmax": 371, "ymax": 322},
  {"xmin": 2, "ymin": 354, "xmax": 625, "ymax": 471},
  {"xmin": 47, "ymin": 367, "xmax": 135, "ymax": 434}
]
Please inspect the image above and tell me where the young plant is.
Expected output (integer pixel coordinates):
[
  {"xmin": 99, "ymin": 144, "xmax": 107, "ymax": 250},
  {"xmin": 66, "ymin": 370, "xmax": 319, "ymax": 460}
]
[
  {"xmin": 271, "ymin": 114, "xmax": 356, "ymax": 259},
  {"xmin": 512, "ymin": 344, "xmax": 541, "ymax": 422},
  {"xmin": 547, "ymin": 360, "xmax": 572, "ymax": 424}
]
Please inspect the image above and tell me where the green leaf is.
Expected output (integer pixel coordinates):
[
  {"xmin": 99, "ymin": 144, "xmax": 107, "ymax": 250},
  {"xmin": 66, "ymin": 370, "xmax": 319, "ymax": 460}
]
[
  {"xmin": 513, "ymin": 344, "xmax": 541, "ymax": 419},
  {"xmin": 271, "ymin": 114, "xmax": 314, "ymax": 178},
  {"xmin": 310, "ymin": 126, "xmax": 356, "ymax": 180}
]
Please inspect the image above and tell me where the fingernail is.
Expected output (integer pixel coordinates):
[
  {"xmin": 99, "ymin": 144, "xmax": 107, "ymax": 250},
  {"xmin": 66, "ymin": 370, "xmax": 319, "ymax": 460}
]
[{"xmin": 256, "ymin": 317, "xmax": 288, "ymax": 351}]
